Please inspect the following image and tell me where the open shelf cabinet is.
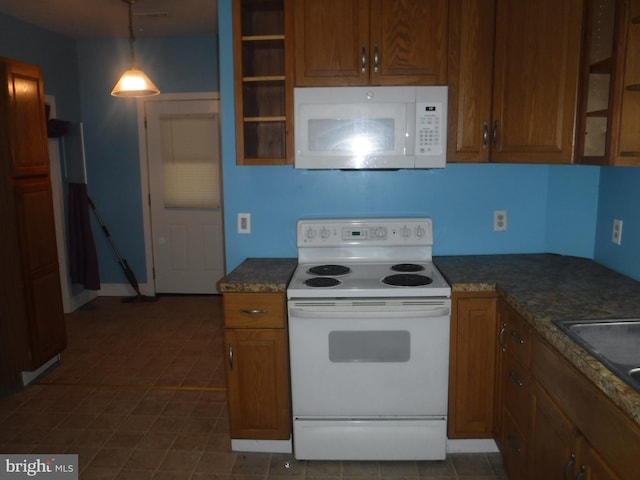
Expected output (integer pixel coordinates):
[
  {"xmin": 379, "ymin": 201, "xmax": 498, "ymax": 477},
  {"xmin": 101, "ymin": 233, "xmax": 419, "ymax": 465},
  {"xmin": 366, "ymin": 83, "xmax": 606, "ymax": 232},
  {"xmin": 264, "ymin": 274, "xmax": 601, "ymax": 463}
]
[{"xmin": 233, "ymin": 0, "xmax": 293, "ymax": 165}]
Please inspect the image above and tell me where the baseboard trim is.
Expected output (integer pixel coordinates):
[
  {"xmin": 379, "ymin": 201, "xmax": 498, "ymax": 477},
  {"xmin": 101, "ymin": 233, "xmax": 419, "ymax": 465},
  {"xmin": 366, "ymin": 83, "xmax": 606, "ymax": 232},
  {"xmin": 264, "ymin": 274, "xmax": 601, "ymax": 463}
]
[
  {"xmin": 21, "ymin": 355, "xmax": 60, "ymax": 386},
  {"xmin": 446, "ymin": 438, "xmax": 499, "ymax": 453},
  {"xmin": 97, "ymin": 282, "xmax": 154, "ymax": 297},
  {"xmin": 231, "ymin": 439, "xmax": 293, "ymax": 454}
]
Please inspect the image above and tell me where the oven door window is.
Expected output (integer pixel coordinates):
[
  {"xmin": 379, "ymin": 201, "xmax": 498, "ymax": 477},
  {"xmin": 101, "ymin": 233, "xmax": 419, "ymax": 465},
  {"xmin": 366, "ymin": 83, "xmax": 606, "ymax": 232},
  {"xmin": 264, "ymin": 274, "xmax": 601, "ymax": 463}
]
[{"xmin": 329, "ymin": 330, "xmax": 410, "ymax": 362}]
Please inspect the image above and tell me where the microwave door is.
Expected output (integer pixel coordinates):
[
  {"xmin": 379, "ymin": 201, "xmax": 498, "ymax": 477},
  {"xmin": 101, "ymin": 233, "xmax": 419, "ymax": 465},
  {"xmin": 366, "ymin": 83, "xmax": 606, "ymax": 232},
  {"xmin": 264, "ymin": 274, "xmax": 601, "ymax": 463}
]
[{"xmin": 295, "ymin": 102, "xmax": 412, "ymax": 169}]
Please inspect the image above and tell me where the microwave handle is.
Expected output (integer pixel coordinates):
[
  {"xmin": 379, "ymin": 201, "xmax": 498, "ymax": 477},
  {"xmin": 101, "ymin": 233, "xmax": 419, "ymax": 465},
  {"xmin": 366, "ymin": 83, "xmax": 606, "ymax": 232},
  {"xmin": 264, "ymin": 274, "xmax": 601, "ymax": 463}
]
[{"xmin": 361, "ymin": 45, "xmax": 367, "ymax": 73}]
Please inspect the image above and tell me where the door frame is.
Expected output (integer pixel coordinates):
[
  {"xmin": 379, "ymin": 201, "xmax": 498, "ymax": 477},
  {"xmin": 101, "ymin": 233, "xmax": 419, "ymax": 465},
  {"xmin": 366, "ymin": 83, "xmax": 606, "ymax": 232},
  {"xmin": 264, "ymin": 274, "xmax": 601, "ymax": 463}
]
[{"xmin": 136, "ymin": 92, "xmax": 223, "ymax": 296}]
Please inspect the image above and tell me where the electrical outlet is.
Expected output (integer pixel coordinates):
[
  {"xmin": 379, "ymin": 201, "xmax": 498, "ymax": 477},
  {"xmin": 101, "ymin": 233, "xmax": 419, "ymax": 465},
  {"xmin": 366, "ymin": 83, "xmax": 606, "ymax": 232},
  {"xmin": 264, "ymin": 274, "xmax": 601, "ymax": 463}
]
[
  {"xmin": 238, "ymin": 213, "xmax": 251, "ymax": 234},
  {"xmin": 612, "ymin": 219, "xmax": 623, "ymax": 245},
  {"xmin": 494, "ymin": 210, "xmax": 508, "ymax": 232}
]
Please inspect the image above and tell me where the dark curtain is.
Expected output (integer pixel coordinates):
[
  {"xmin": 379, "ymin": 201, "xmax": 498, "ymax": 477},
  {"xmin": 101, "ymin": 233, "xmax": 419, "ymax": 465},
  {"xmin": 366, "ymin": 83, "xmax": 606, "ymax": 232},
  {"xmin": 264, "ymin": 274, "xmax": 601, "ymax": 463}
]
[{"xmin": 68, "ymin": 182, "xmax": 100, "ymax": 290}]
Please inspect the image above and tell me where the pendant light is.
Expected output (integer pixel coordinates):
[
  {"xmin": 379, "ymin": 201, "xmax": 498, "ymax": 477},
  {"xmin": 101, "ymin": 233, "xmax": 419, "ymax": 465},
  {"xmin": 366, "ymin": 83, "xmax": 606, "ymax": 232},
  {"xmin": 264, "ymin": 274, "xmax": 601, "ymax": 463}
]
[{"xmin": 111, "ymin": 0, "xmax": 160, "ymax": 97}]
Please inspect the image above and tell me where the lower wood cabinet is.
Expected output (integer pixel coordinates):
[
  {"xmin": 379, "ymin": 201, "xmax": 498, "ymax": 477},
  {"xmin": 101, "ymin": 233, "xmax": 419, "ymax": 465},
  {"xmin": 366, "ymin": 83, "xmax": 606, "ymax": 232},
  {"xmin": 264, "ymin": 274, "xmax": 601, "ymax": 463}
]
[
  {"xmin": 496, "ymin": 302, "xmax": 532, "ymax": 479},
  {"xmin": 530, "ymin": 380, "xmax": 621, "ymax": 480},
  {"xmin": 531, "ymin": 335, "xmax": 637, "ymax": 480},
  {"xmin": 448, "ymin": 292, "xmax": 498, "ymax": 438},
  {"xmin": 488, "ymin": 301, "xmax": 638, "ymax": 479},
  {"xmin": 222, "ymin": 292, "xmax": 291, "ymax": 440}
]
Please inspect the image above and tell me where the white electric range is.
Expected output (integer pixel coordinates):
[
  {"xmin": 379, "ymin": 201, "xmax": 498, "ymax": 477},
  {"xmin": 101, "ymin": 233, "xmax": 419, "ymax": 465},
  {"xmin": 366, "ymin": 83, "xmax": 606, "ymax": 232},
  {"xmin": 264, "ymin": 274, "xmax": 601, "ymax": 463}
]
[{"xmin": 287, "ymin": 218, "xmax": 452, "ymax": 461}]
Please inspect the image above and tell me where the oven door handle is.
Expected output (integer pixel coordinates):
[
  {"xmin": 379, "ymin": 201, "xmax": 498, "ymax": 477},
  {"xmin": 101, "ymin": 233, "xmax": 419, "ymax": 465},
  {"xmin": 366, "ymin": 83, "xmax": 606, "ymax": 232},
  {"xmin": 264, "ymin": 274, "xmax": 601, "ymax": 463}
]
[{"xmin": 289, "ymin": 307, "xmax": 450, "ymax": 319}]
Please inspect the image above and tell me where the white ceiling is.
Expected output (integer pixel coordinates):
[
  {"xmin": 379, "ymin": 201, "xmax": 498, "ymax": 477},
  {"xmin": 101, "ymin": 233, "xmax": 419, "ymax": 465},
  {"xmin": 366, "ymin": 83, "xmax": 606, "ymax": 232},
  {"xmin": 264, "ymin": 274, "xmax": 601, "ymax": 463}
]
[{"xmin": 0, "ymin": 0, "xmax": 218, "ymax": 39}]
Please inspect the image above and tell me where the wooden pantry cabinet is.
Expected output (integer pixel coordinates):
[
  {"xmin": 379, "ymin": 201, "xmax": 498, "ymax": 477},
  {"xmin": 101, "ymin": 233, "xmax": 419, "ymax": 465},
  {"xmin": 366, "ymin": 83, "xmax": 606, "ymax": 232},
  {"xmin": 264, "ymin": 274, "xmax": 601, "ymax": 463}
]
[
  {"xmin": 448, "ymin": 292, "xmax": 498, "ymax": 439},
  {"xmin": 294, "ymin": 0, "xmax": 448, "ymax": 86},
  {"xmin": 222, "ymin": 292, "xmax": 291, "ymax": 440},
  {"xmin": 0, "ymin": 57, "xmax": 66, "ymax": 386},
  {"xmin": 576, "ymin": 0, "xmax": 640, "ymax": 166},
  {"xmin": 448, "ymin": 0, "xmax": 583, "ymax": 164},
  {"xmin": 233, "ymin": 0, "xmax": 294, "ymax": 165}
]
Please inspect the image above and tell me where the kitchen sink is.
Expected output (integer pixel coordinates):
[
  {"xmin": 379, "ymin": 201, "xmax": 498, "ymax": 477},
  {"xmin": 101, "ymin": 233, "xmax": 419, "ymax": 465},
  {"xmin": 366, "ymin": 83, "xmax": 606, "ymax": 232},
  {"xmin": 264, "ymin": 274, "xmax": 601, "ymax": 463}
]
[{"xmin": 553, "ymin": 318, "xmax": 640, "ymax": 393}]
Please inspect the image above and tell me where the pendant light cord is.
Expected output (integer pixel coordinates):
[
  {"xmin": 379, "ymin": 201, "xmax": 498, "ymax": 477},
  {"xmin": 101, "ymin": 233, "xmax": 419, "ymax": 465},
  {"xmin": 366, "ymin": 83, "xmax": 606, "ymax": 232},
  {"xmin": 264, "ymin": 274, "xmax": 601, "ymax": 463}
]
[{"xmin": 127, "ymin": 0, "xmax": 137, "ymax": 65}]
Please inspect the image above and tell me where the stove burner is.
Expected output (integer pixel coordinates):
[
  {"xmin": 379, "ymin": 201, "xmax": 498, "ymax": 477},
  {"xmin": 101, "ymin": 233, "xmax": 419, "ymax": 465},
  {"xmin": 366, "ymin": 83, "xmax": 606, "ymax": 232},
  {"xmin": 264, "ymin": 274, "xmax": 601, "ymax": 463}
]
[
  {"xmin": 308, "ymin": 264, "xmax": 351, "ymax": 276},
  {"xmin": 382, "ymin": 274, "xmax": 433, "ymax": 287},
  {"xmin": 391, "ymin": 263, "xmax": 426, "ymax": 273},
  {"xmin": 305, "ymin": 277, "xmax": 341, "ymax": 288}
]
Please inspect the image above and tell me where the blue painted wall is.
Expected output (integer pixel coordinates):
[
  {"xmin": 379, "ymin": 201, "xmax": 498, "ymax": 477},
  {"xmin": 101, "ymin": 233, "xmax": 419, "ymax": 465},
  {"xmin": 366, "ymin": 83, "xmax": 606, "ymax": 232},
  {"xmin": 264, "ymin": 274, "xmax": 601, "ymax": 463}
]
[
  {"xmin": 75, "ymin": 35, "xmax": 218, "ymax": 283},
  {"xmin": 0, "ymin": 13, "xmax": 81, "ymax": 122},
  {"xmin": 594, "ymin": 167, "xmax": 640, "ymax": 279}
]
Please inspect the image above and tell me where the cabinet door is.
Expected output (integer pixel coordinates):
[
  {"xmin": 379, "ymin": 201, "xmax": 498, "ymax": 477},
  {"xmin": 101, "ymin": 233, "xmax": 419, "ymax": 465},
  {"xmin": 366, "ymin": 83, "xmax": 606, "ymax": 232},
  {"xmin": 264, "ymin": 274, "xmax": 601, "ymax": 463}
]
[
  {"xmin": 613, "ymin": 0, "xmax": 640, "ymax": 165},
  {"xmin": 1, "ymin": 59, "xmax": 49, "ymax": 177},
  {"xmin": 224, "ymin": 328, "xmax": 291, "ymax": 439},
  {"xmin": 14, "ymin": 178, "xmax": 66, "ymax": 368},
  {"xmin": 448, "ymin": 294, "xmax": 497, "ymax": 438},
  {"xmin": 369, "ymin": 0, "xmax": 448, "ymax": 85},
  {"xmin": 494, "ymin": 300, "xmax": 508, "ymax": 450},
  {"xmin": 294, "ymin": 0, "xmax": 370, "ymax": 86},
  {"xmin": 447, "ymin": 0, "xmax": 496, "ymax": 162},
  {"xmin": 529, "ymin": 381, "xmax": 581, "ymax": 480},
  {"xmin": 578, "ymin": 442, "xmax": 623, "ymax": 480},
  {"xmin": 492, "ymin": 0, "xmax": 583, "ymax": 164}
]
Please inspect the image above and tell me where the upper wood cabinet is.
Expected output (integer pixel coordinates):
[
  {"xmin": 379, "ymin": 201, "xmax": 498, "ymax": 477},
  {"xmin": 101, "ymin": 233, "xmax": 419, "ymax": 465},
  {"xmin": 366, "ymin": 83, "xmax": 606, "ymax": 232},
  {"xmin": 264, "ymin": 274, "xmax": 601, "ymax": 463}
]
[
  {"xmin": 448, "ymin": 0, "xmax": 584, "ymax": 164},
  {"xmin": 233, "ymin": 0, "xmax": 294, "ymax": 165},
  {"xmin": 1, "ymin": 59, "xmax": 50, "ymax": 176},
  {"xmin": 294, "ymin": 0, "xmax": 448, "ymax": 87},
  {"xmin": 576, "ymin": 0, "xmax": 640, "ymax": 166}
]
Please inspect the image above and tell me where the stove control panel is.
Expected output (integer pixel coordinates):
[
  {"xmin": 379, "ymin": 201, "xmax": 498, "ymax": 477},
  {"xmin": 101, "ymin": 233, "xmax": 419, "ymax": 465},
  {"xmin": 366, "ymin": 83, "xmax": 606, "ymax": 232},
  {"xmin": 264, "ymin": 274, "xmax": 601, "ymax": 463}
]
[{"xmin": 298, "ymin": 218, "xmax": 433, "ymax": 247}]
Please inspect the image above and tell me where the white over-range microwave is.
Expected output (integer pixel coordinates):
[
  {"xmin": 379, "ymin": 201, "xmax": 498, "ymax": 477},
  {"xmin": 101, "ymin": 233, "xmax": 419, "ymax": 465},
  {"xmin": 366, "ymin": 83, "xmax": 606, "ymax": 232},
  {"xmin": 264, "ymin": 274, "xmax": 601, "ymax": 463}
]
[{"xmin": 294, "ymin": 86, "xmax": 447, "ymax": 170}]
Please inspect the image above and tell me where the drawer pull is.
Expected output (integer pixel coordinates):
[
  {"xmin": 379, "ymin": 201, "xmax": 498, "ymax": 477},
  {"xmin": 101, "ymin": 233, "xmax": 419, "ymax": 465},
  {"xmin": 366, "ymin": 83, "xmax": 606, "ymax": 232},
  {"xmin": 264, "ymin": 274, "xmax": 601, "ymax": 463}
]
[
  {"xmin": 241, "ymin": 309, "xmax": 269, "ymax": 315},
  {"xmin": 563, "ymin": 453, "xmax": 575, "ymax": 480},
  {"xmin": 228, "ymin": 343, "xmax": 234, "ymax": 371},
  {"xmin": 508, "ymin": 370, "xmax": 524, "ymax": 387},
  {"xmin": 510, "ymin": 330, "xmax": 525, "ymax": 345}
]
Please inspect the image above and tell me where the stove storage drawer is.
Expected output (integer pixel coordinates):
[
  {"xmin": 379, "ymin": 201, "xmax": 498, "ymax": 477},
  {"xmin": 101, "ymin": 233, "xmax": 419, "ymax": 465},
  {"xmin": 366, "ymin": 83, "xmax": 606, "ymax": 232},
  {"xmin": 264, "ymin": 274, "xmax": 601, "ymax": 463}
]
[{"xmin": 223, "ymin": 292, "xmax": 286, "ymax": 328}]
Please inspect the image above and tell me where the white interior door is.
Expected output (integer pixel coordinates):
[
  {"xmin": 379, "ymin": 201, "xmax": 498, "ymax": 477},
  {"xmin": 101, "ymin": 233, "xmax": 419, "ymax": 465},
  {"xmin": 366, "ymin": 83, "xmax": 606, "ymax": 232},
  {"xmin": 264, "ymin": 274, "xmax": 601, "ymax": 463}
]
[{"xmin": 145, "ymin": 98, "xmax": 224, "ymax": 294}]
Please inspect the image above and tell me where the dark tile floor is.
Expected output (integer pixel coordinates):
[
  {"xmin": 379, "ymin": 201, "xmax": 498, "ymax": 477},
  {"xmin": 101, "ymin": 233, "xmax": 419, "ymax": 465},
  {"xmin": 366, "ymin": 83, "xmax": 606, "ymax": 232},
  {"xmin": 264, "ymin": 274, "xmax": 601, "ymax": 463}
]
[{"xmin": 0, "ymin": 295, "xmax": 507, "ymax": 479}]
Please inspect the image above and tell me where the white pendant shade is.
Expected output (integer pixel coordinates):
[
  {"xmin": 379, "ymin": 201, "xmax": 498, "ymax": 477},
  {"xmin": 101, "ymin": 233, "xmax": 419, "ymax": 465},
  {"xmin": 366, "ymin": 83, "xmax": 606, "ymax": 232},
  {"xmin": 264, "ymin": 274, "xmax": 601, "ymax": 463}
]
[{"xmin": 111, "ymin": 67, "xmax": 160, "ymax": 97}]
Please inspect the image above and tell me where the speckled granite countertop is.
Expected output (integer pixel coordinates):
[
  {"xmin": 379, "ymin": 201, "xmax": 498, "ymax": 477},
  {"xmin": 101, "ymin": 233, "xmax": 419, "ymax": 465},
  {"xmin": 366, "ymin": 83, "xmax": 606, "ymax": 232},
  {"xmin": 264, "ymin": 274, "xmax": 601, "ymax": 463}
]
[
  {"xmin": 217, "ymin": 258, "xmax": 297, "ymax": 293},
  {"xmin": 434, "ymin": 253, "xmax": 640, "ymax": 427}
]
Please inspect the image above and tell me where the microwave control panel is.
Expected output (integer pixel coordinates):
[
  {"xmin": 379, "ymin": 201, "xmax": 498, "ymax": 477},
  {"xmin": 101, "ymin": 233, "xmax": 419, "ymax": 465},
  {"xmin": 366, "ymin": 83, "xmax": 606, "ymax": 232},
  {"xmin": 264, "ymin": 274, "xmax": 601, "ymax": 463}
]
[{"xmin": 415, "ymin": 102, "xmax": 444, "ymax": 156}]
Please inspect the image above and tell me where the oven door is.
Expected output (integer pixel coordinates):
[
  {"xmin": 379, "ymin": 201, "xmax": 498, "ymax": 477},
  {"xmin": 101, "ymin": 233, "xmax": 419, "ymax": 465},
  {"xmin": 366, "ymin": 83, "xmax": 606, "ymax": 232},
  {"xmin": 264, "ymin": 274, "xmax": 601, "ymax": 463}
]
[{"xmin": 287, "ymin": 298, "xmax": 451, "ymax": 417}]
